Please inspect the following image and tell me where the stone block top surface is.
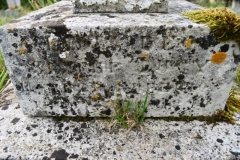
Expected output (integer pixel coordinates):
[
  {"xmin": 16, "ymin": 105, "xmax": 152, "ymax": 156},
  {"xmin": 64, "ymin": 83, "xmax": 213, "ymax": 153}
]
[{"xmin": 73, "ymin": 0, "xmax": 168, "ymax": 13}]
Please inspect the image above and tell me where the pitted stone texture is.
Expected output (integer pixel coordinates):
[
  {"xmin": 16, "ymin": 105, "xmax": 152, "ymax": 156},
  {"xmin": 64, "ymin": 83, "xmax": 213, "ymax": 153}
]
[
  {"xmin": 73, "ymin": 0, "xmax": 168, "ymax": 13},
  {"xmin": 0, "ymin": 1, "xmax": 239, "ymax": 117},
  {"xmin": 0, "ymin": 102, "xmax": 240, "ymax": 159}
]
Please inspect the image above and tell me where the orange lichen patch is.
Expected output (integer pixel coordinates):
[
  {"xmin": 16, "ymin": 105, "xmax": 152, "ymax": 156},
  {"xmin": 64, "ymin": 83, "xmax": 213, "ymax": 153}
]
[
  {"xmin": 18, "ymin": 49, "xmax": 27, "ymax": 55},
  {"xmin": 185, "ymin": 38, "xmax": 193, "ymax": 49},
  {"xmin": 211, "ymin": 52, "xmax": 227, "ymax": 64},
  {"xmin": 140, "ymin": 53, "xmax": 149, "ymax": 61},
  {"xmin": 92, "ymin": 94, "xmax": 100, "ymax": 99},
  {"xmin": 77, "ymin": 76, "xmax": 82, "ymax": 81},
  {"xmin": 47, "ymin": 64, "xmax": 51, "ymax": 69},
  {"xmin": 116, "ymin": 79, "xmax": 121, "ymax": 84},
  {"xmin": 49, "ymin": 39, "xmax": 57, "ymax": 46},
  {"xmin": 21, "ymin": 41, "xmax": 27, "ymax": 45}
]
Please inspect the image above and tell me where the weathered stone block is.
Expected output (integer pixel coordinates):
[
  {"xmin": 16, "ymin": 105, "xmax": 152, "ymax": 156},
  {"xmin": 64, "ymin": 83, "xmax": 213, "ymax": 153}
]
[
  {"xmin": 0, "ymin": 0, "xmax": 239, "ymax": 117},
  {"xmin": 73, "ymin": 0, "xmax": 168, "ymax": 13}
]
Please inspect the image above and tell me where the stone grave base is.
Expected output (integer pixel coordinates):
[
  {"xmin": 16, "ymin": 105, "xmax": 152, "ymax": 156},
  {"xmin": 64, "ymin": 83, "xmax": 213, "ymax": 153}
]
[{"xmin": 0, "ymin": 84, "xmax": 239, "ymax": 159}]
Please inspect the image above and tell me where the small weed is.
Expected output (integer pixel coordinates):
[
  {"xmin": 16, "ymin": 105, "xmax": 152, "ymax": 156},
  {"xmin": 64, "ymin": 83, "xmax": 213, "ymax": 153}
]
[
  {"xmin": 28, "ymin": 0, "xmax": 59, "ymax": 10},
  {"xmin": 110, "ymin": 92, "xmax": 148, "ymax": 132},
  {"xmin": 0, "ymin": 51, "xmax": 9, "ymax": 91}
]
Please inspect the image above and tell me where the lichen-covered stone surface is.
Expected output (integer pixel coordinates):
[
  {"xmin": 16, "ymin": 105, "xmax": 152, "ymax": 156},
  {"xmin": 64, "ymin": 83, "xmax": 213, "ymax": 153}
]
[
  {"xmin": 0, "ymin": 97, "xmax": 239, "ymax": 159},
  {"xmin": 73, "ymin": 0, "xmax": 168, "ymax": 13},
  {"xmin": 0, "ymin": 0, "xmax": 239, "ymax": 117}
]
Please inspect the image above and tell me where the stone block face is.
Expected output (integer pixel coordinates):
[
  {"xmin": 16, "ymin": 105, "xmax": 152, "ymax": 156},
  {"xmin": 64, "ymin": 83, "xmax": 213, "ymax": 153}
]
[
  {"xmin": 0, "ymin": 1, "xmax": 239, "ymax": 117},
  {"xmin": 72, "ymin": 0, "xmax": 168, "ymax": 13}
]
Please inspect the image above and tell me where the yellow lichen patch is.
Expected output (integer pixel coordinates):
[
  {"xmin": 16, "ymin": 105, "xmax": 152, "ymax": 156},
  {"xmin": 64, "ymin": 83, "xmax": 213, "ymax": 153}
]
[
  {"xmin": 92, "ymin": 94, "xmax": 100, "ymax": 99},
  {"xmin": 116, "ymin": 79, "xmax": 121, "ymax": 84},
  {"xmin": 183, "ymin": 8, "xmax": 240, "ymax": 45},
  {"xmin": 47, "ymin": 64, "xmax": 51, "ymax": 69},
  {"xmin": 140, "ymin": 53, "xmax": 149, "ymax": 61},
  {"xmin": 18, "ymin": 49, "xmax": 27, "ymax": 55},
  {"xmin": 185, "ymin": 38, "xmax": 193, "ymax": 48},
  {"xmin": 21, "ymin": 41, "xmax": 27, "ymax": 45},
  {"xmin": 30, "ymin": 57, "xmax": 35, "ymax": 61},
  {"xmin": 211, "ymin": 52, "xmax": 227, "ymax": 64},
  {"xmin": 94, "ymin": 85, "xmax": 99, "ymax": 89},
  {"xmin": 77, "ymin": 76, "xmax": 82, "ymax": 81},
  {"xmin": 49, "ymin": 39, "xmax": 57, "ymax": 46}
]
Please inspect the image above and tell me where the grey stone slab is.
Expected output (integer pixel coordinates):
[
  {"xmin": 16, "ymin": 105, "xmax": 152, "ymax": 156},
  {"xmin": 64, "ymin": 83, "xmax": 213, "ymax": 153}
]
[
  {"xmin": 0, "ymin": 1, "xmax": 239, "ymax": 117},
  {"xmin": 0, "ymin": 98, "xmax": 240, "ymax": 159},
  {"xmin": 72, "ymin": 0, "xmax": 168, "ymax": 13}
]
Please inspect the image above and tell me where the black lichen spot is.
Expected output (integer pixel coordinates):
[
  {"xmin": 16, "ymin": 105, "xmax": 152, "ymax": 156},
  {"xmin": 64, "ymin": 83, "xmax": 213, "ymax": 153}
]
[
  {"xmin": 219, "ymin": 44, "xmax": 229, "ymax": 52},
  {"xmin": 217, "ymin": 138, "xmax": 223, "ymax": 143},
  {"xmin": 12, "ymin": 43, "xmax": 18, "ymax": 48},
  {"xmin": 26, "ymin": 44, "xmax": 33, "ymax": 53},
  {"xmin": 32, "ymin": 133, "xmax": 37, "ymax": 137},
  {"xmin": 93, "ymin": 47, "xmax": 112, "ymax": 58},
  {"xmin": 81, "ymin": 122, "xmax": 87, "ymax": 128},
  {"xmin": 16, "ymin": 84, "xmax": 22, "ymax": 91},
  {"xmin": 85, "ymin": 52, "xmax": 97, "ymax": 66},
  {"xmin": 73, "ymin": 127, "xmax": 80, "ymax": 133},
  {"xmin": 13, "ymin": 33, "xmax": 18, "ymax": 37},
  {"xmin": 150, "ymin": 99, "xmax": 160, "ymax": 106},
  {"xmin": 175, "ymin": 106, "xmax": 180, "ymax": 111},
  {"xmin": 69, "ymin": 154, "xmax": 79, "ymax": 159},
  {"xmin": 26, "ymin": 126, "xmax": 31, "ymax": 131},
  {"xmin": 82, "ymin": 158, "xmax": 88, "ymax": 160},
  {"xmin": 113, "ymin": 151, "xmax": 116, "ymax": 155},
  {"xmin": 36, "ymin": 84, "xmax": 43, "ymax": 89},
  {"xmin": 100, "ymin": 108, "xmax": 111, "ymax": 116},
  {"xmin": 175, "ymin": 145, "xmax": 181, "ymax": 150},
  {"xmin": 188, "ymin": 25, "xmax": 193, "ymax": 28},
  {"xmin": 57, "ymin": 135, "xmax": 63, "ymax": 140},
  {"xmin": 11, "ymin": 117, "xmax": 20, "ymax": 124},
  {"xmin": 2, "ymin": 106, "xmax": 8, "ymax": 110},
  {"xmin": 58, "ymin": 123, "xmax": 64, "ymax": 130},
  {"xmin": 31, "ymin": 124, "xmax": 38, "ymax": 128},
  {"xmin": 200, "ymin": 98, "xmax": 205, "ymax": 108},
  {"xmin": 130, "ymin": 37, "xmax": 136, "ymax": 45},
  {"xmin": 195, "ymin": 33, "xmax": 218, "ymax": 50},
  {"xmin": 159, "ymin": 133, "xmax": 165, "ymax": 139},
  {"xmin": 50, "ymin": 149, "xmax": 69, "ymax": 160},
  {"xmin": 177, "ymin": 74, "xmax": 185, "ymax": 81},
  {"xmin": 156, "ymin": 25, "xmax": 166, "ymax": 36},
  {"xmin": 230, "ymin": 151, "xmax": 240, "ymax": 157}
]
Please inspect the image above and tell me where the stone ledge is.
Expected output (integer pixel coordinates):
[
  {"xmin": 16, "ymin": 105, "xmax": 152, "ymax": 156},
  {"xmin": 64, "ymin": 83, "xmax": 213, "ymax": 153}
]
[
  {"xmin": 0, "ymin": 98, "xmax": 239, "ymax": 159},
  {"xmin": 72, "ymin": 0, "xmax": 168, "ymax": 13}
]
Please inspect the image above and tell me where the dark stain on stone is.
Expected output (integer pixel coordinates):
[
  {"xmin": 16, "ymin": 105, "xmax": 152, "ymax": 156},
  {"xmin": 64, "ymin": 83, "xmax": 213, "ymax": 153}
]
[
  {"xmin": 188, "ymin": 25, "xmax": 193, "ymax": 28},
  {"xmin": 81, "ymin": 122, "xmax": 87, "ymax": 128},
  {"xmin": 82, "ymin": 158, "xmax": 88, "ymax": 160},
  {"xmin": 11, "ymin": 117, "xmax": 20, "ymax": 124},
  {"xmin": 177, "ymin": 74, "xmax": 185, "ymax": 81},
  {"xmin": 31, "ymin": 124, "xmax": 38, "ymax": 128},
  {"xmin": 217, "ymin": 138, "xmax": 223, "ymax": 143},
  {"xmin": 16, "ymin": 84, "xmax": 22, "ymax": 91},
  {"xmin": 130, "ymin": 37, "xmax": 136, "ymax": 45},
  {"xmin": 195, "ymin": 33, "xmax": 218, "ymax": 50},
  {"xmin": 50, "ymin": 149, "xmax": 70, "ymax": 160},
  {"xmin": 175, "ymin": 106, "xmax": 180, "ymax": 111},
  {"xmin": 150, "ymin": 99, "xmax": 160, "ymax": 106},
  {"xmin": 159, "ymin": 133, "xmax": 165, "ymax": 139},
  {"xmin": 2, "ymin": 106, "xmax": 9, "ymax": 110},
  {"xmin": 42, "ymin": 156, "xmax": 50, "ymax": 160},
  {"xmin": 100, "ymin": 13, "xmax": 116, "ymax": 18},
  {"xmin": 13, "ymin": 33, "xmax": 18, "ymax": 37},
  {"xmin": 47, "ymin": 129, "xmax": 51, "ymax": 133},
  {"xmin": 200, "ymin": 98, "xmax": 205, "ymax": 108},
  {"xmin": 175, "ymin": 145, "xmax": 181, "ymax": 150},
  {"xmin": 69, "ymin": 154, "xmax": 79, "ymax": 159},
  {"xmin": 57, "ymin": 135, "xmax": 63, "ymax": 140},
  {"xmin": 58, "ymin": 123, "xmax": 64, "ymax": 130},
  {"xmin": 230, "ymin": 151, "xmax": 240, "ymax": 157},
  {"xmin": 156, "ymin": 25, "xmax": 166, "ymax": 36},
  {"xmin": 12, "ymin": 43, "xmax": 18, "ymax": 48},
  {"xmin": 26, "ymin": 126, "xmax": 31, "ymax": 131},
  {"xmin": 26, "ymin": 44, "xmax": 33, "ymax": 53},
  {"xmin": 32, "ymin": 133, "xmax": 37, "ymax": 137},
  {"xmin": 93, "ymin": 46, "xmax": 112, "ymax": 58},
  {"xmin": 220, "ymin": 44, "xmax": 229, "ymax": 52},
  {"xmin": 73, "ymin": 127, "xmax": 80, "ymax": 133},
  {"xmin": 100, "ymin": 108, "xmax": 111, "ymax": 116},
  {"xmin": 85, "ymin": 52, "xmax": 97, "ymax": 66}
]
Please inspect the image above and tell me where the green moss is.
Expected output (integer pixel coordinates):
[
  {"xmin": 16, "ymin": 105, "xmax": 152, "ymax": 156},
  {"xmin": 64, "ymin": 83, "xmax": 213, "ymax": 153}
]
[{"xmin": 183, "ymin": 8, "xmax": 240, "ymax": 45}]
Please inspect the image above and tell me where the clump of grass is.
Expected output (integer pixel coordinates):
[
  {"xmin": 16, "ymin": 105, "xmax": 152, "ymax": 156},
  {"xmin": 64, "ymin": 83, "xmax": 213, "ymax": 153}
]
[
  {"xmin": 183, "ymin": 8, "xmax": 240, "ymax": 45},
  {"xmin": 110, "ymin": 93, "xmax": 148, "ymax": 132},
  {"xmin": 0, "ymin": 51, "xmax": 9, "ymax": 91},
  {"xmin": 28, "ymin": 0, "xmax": 59, "ymax": 10}
]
